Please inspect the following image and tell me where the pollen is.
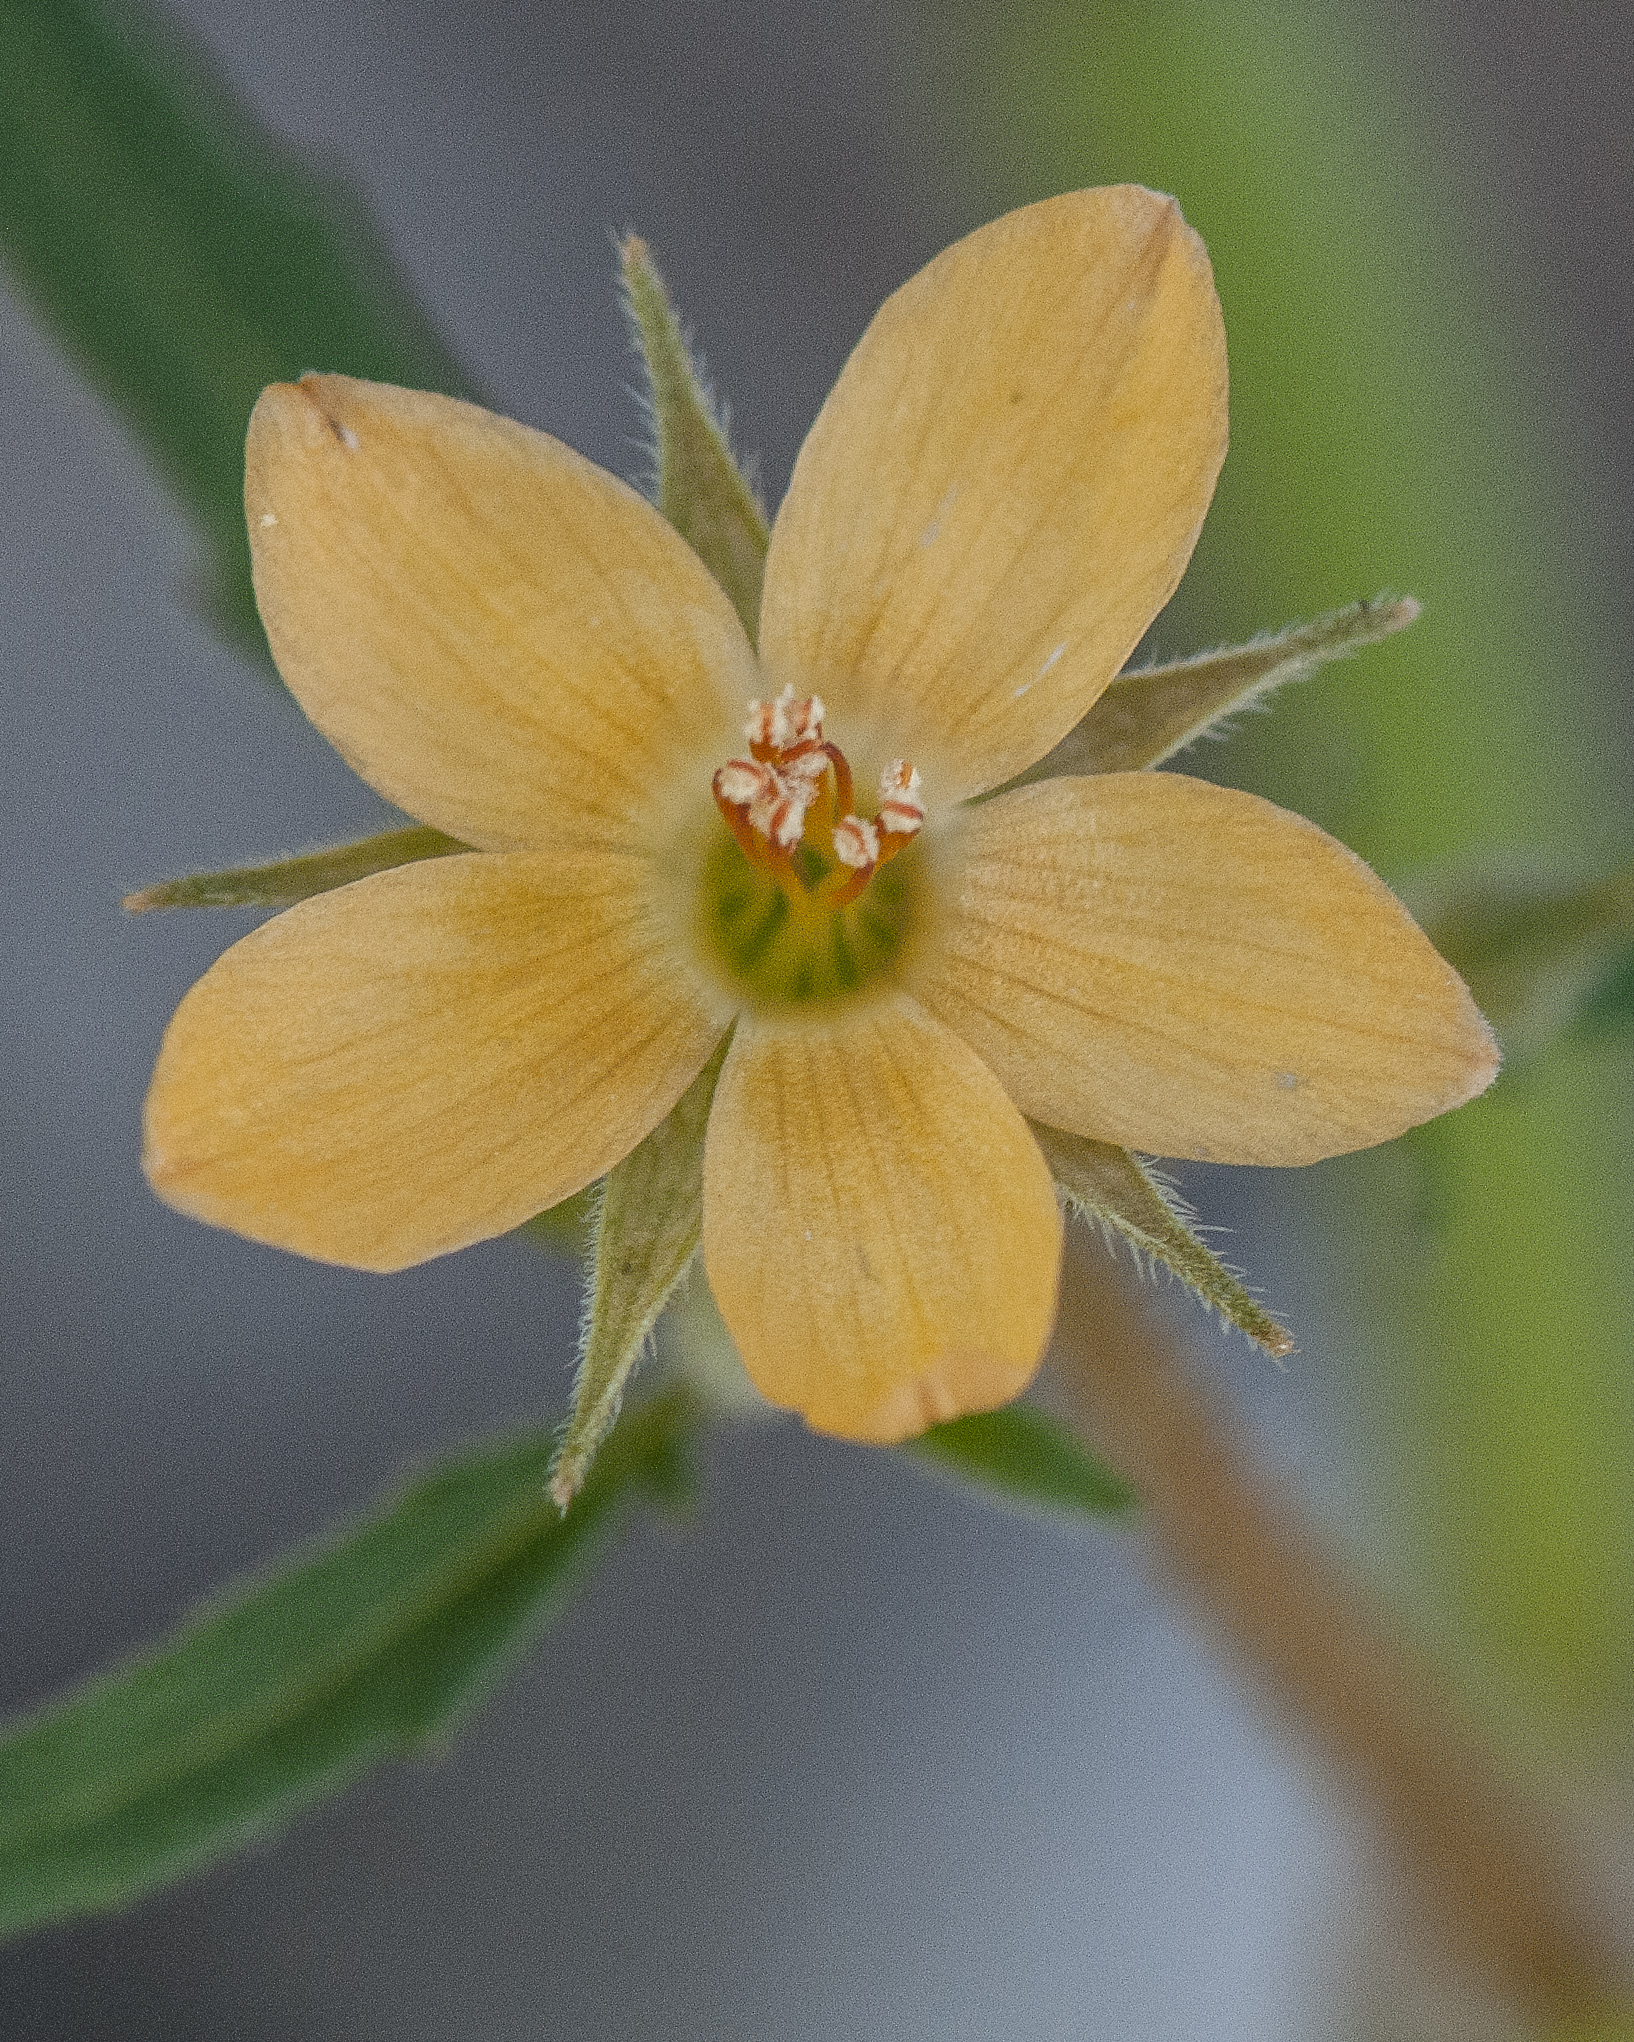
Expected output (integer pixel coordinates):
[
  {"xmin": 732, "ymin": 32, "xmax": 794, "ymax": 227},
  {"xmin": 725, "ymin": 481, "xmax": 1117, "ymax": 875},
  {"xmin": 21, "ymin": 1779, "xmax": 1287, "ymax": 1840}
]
[
  {"xmin": 877, "ymin": 761, "xmax": 925, "ymax": 836},
  {"xmin": 832, "ymin": 815, "xmax": 879, "ymax": 870},
  {"xmin": 712, "ymin": 688, "xmax": 922, "ymax": 907}
]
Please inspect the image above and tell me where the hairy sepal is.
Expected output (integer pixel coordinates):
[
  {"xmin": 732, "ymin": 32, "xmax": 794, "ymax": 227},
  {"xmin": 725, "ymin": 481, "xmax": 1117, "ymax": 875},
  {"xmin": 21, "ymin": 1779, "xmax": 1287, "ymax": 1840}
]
[
  {"xmin": 619, "ymin": 235, "xmax": 769, "ymax": 641},
  {"xmin": 1030, "ymin": 1121, "xmax": 1293, "ymax": 1358},
  {"xmin": 997, "ymin": 595, "xmax": 1420, "ymax": 788},
  {"xmin": 551, "ymin": 1036, "xmax": 731, "ymax": 1509},
  {"xmin": 124, "ymin": 824, "xmax": 467, "ymax": 911}
]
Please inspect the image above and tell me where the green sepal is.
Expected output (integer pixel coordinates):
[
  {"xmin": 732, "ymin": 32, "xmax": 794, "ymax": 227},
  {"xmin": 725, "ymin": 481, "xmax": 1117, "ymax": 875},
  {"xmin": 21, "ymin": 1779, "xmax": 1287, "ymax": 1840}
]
[
  {"xmin": 906, "ymin": 1405, "xmax": 1134, "ymax": 1520},
  {"xmin": 1030, "ymin": 1121, "xmax": 1294, "ymax": 1358},
  {"xmin": 550, "ymin": 1036, "xmax": 732, "ymax": 1509},
  {"xmin": 1420, "ymin": 857, "xmax": 1634, "ymax": 1061},
  {"xmin": 123, "ymin": 824, "xmax": 470, "ymax": 911},
  {"xmin": 996, "ymin": 595, "xmax": 1420, "ymax": 789},
  {"xmin": 0, "ymin": 0, "xmax": 479, "ymax": 656},
  {"xmin": 518, "ymin": 1187, "xmax": 600, "ymax": 1258},
  {"xmin": 0, "ymin": 1393, "xmax": 692, "ymax": 1943},
  {"xmin": 620, "ymin": 235, "xmax": 769, "ymax": 642}
]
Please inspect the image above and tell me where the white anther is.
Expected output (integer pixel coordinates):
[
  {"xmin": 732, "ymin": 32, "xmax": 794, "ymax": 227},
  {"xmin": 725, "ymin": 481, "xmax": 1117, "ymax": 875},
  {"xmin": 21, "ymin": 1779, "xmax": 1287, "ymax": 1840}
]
[
  {"xmin": 744, "ymin": 683, "xmax": 825, "ymax": 752},
  {"xmin": 877, "ymin": 761, "xmax": 925, "ymax": 836},
  {"xmin": 832, "ymin": 815, "xmax": 880, "ymax": 870},
  {"xmin": 780, "ymin": 741, "xmax": 830, "ymax": 787},
  {"xmin": 768, "ymin": 683, "xmax": 798, "ymax": 749},
  {"xmin": 715, "ymin": 759, "xmax": 769, "ymax": 807},
  {"xmin": 784, "ymin": 690, "xmax": 825, "ymax": 745},
  {"xmin": 753, "ymin": 772, "xmax": 817, "ymax": 849},
  {"xmin": 718, "ymin": 753, "xmax": 822, "ymax": 851}
]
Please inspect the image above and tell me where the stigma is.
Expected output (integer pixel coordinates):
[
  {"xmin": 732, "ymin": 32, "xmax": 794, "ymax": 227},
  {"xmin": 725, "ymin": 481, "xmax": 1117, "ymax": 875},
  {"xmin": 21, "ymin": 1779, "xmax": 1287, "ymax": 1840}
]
[{"xmin": 712, "ymin": 686, "xmax": 923, "ymax": 907}]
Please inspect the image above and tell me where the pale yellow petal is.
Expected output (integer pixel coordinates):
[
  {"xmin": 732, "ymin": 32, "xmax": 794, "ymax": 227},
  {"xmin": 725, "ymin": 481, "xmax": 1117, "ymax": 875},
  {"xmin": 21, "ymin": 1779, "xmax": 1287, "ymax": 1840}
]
[
  {"xmin": 701, "ymin": 996, "xmax": 1062, "ymax": 1442},
  {"xmin": 247, "ymin": 376, "xmax": 756, "ymax": 853},
  {"xmin": 921, "ymin": 775, "xmax": 1499, "ymax": 1165},
  {"xmin": 757, "ymin": 188, "xmax": 1227, "ymax": 801},
  {"xmin": 144, "ymin": 853, "xmax": 728, "ymax": 1272}
]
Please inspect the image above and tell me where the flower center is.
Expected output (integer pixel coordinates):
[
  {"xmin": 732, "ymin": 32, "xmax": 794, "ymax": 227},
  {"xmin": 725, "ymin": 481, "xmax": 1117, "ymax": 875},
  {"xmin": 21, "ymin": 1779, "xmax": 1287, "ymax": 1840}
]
[
  {"xmin": 703, "ymin": 685, "xmax": 926, "ymax": 1004},
  {"xmin": 713, "ymin": 685, "xmax": 924, "ymax": 908}
]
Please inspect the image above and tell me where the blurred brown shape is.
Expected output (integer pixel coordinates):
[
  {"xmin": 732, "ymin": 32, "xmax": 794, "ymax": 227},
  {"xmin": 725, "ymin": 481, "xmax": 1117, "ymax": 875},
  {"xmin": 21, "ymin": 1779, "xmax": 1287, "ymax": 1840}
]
[{"xmin": 1053, "ymin": 1242, "xmax": 1630, "ymax": 2027}]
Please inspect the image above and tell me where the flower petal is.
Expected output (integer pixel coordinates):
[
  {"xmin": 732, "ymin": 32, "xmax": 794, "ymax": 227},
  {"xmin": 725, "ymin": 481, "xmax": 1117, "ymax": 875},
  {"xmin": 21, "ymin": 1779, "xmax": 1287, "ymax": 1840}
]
[
  {"xmin": 920, "ymin": 775, "xmax": 1499, "ymax": 1165},
  {"xmin": 247, "ymin": 377, "xmax": 756, "ymax": 853},
  {"xmin": 701, "ymin": 996, "xmax": 1062, "ymax": 1442},
  {"xmin": 144, "ymin": 853, "xmax": 728, "ymax": 1272},
  {"xmin": 757, "ymin": 188, "xmax": 1227, "ymax": 801}
]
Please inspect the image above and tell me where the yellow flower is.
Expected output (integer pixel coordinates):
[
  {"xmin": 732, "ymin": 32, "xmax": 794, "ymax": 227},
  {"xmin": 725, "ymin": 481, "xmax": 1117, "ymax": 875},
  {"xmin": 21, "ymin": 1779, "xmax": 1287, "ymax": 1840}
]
[{"xmin": 143, "ymin": 188, "xmax": 1497, "ymax": 1442}]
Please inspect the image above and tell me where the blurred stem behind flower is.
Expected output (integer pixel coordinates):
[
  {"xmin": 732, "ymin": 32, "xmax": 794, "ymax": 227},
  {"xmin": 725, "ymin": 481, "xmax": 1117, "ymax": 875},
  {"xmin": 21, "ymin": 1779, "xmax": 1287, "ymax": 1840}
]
[{"xmin": 1054, "ymin": 1241, "xmax": 1630, "ymax": 2026}]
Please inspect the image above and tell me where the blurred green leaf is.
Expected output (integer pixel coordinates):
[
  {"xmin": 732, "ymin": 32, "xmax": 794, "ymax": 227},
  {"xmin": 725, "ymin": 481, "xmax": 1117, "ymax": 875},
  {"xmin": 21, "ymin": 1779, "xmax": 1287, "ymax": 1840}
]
[
  {"xmin": 620, "ymin": 232, "xmax": 768, "ymax": 641},
  {"xmin": 1575, "ymin": 943, "xmax": 1634, "ymax": 1043},
  {"xmin": 1031, "ymin": 1121, "xmax": 1293, "ymax": 1357},
  {"xmin": 0, "ymin": 0, "xmax": 478, "ymax": 652},
  {"xmin": 123, "ymin": 823, "xmax": 471, "ymax": 911},
  {"xmin": 1422, "ymin": 858, "xmax": 1634, "ymax": 1061},
  {"xmin": 551, "ymin": 1037, "xmax": 730, "ymax": 1509},
  {"xmin": 908, "ymin": 1406, "xmax": 1134, "ymax": 1520},
  {"xmin": 1001, "ymin": 595, "xmax": 1420, "ymax": 789},
  {"xmin": 991, "ymin": 0, "xmax": 1634, "ymax": 1704},
  {"xmin": 0, "ymin": 1394, "xmax": 691, "ymax": 1941}
]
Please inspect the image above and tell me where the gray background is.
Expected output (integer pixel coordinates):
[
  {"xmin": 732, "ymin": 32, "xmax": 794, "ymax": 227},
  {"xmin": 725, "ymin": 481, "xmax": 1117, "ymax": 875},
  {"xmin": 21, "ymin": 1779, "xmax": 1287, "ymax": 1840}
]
[{"xmin": 1, "ymin": 4, "xmax": 1629, "ymax": 2036}]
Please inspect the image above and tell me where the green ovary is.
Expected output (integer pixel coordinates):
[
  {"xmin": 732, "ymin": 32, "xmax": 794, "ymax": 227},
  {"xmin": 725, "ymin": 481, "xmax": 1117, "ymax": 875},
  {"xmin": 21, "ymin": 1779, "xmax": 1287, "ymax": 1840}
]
[{"xmin": 702, "ymin": 825, "xmax": 921, "ymax": 1005}]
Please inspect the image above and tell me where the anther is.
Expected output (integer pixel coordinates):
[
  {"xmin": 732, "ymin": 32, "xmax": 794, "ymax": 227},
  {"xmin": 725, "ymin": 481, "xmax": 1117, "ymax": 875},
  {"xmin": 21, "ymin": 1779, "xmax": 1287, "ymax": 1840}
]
[
  {"xmin": 746, "ymin": 683, "xmax": 825, "ymax": 759},
  {"xmin": 713, "ymin": 690, "xmax": 921, "ymax": 907},
  {"xmin": 832, "ymin": 816, "xmax": 879, "ymax": 871},
  {"xmin": 877, "ymin": 762, "xmax": 925, "ymax": 837},
  {"xmin": 714, "ymin": 760, "xmax": 768, "ymax": 808}
]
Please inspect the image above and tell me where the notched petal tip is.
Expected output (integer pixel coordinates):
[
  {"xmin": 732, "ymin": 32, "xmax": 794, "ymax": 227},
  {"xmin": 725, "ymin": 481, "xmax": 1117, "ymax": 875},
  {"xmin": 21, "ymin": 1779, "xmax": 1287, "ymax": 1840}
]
[
  {"xmin": 248, "ymin": 374, "xmax": 359, "ymax": 464},
  {"xmin": 295, "ymin": 375, "xmax": 362, "ymax": 450},
  {"xmin": 244, "ymin": 372, "xmax": 752, "ymax": 855}
]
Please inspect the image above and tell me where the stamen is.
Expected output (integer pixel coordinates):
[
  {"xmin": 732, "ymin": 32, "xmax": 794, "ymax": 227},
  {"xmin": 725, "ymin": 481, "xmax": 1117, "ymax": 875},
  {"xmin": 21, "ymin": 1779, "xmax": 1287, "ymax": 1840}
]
[
  {"xmin": 745, "ymin": 682, "xmax": 826, "ymax": 758},
  {"xmin": 779, "ymin": 741, "xmax": 831, "ymax": 789},
  {"xmin": 748, "ymin": 769, "xmax": 817, "ymax": 851},
  {"xmin": 832, "ymin": 815, "xmax": 879, "ymax": 870},
  {"xmin": 713, "ymin": 690, "xmax": 921, "ymax": 908},
  {"xmin": 877, "ymin": 762, "xmax": 925, "ymax": 837},
  {"xmin": 715, "ymin": 760, "xmax": 769, "ymax": 808}
]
